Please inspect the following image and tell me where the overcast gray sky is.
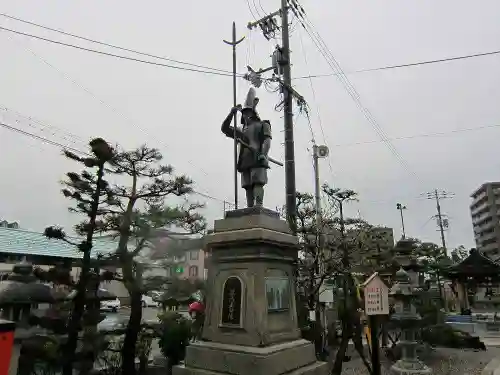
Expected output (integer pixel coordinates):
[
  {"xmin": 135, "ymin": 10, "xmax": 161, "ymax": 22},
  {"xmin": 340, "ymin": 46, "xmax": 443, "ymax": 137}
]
[{"xmin": 1, "ymin": 0, "xmax": 499, "ymax": 250}]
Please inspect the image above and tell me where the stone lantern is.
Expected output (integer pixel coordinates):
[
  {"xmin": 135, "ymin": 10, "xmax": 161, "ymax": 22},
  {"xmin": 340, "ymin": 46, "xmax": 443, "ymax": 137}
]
[
  {"xmin": 389, "ymin": 267, "xmax": 431, "ymax": 375},
  {"xmin": 0, "ymin": 260, "xmax": 36, "ymax": 322}
]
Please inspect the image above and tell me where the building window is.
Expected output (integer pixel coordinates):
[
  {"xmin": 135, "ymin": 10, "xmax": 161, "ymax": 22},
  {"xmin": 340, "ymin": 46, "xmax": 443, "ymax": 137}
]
[
  {"xmin": 174, "ymin": 255, "xmax": 186, "ymax": 262},
  {"xmin": 190, "ymin": 251, "xmax": 199, "ymax": 260},
  {"xmin": 189, "ymin": 266, "xmax": 199, "ymax": 277}
]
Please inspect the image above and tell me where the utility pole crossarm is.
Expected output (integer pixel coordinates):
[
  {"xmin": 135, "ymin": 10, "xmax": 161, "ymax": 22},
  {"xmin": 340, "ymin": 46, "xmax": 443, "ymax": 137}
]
[
  {"xmin": 247, "ymin": 10, "xmax": 283, "ymax": 30},
  {"xmin": 422, "ymin": 189, "xmax": 454, "ymax": 250}
]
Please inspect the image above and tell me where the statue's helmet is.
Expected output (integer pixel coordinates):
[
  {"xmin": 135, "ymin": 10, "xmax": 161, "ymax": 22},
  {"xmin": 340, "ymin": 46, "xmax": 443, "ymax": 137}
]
[{"xmin": 241, "ymin": 87, "xmax": 260, "ymax": 124}]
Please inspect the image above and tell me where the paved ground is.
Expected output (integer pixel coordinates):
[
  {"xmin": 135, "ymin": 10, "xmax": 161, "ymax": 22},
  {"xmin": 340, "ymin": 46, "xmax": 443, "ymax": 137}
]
[
  {"xmin": 335, "ymin": 346, "xmax": 500, "ymax": 375},
  {"xmin": 108, "ymin": 308, "xmax": 500, "ymax": 373}
]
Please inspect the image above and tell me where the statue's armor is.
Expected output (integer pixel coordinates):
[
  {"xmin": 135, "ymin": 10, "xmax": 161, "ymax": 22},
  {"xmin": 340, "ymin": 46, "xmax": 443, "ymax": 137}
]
[
  {"xmin": 238, "ymin": 119, "xmax": 272, "ymax": 189},
  {"xmin": 220, "ymin": 87, "xmax": 273, "ymax": 206},
  {"xmin": 237, "ymin": 120, "xmax": 271, "ymax": 172}
]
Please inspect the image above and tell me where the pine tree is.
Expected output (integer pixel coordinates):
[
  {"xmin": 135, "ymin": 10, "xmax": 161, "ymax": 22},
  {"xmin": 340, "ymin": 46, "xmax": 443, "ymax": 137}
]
[
  {"xmin": 44, "ymin": 138, "xmax": 115, "ymax": 375},
  {"xmin": 92, "ymin": 145, "xmax": 206, "ymax": 375}
]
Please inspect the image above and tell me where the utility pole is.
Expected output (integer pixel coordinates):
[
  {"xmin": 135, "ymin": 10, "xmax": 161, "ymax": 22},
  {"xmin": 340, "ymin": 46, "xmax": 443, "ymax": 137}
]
[
  {"xmin": 313, "ymin": 145, "xmax": 329, "ymax": 263},
  {"xmin": 332, "ymin": 191, "xmax": 356, "ymax": 327},
  {"xmin": 313, "ymin": 146, "xmax": 322, "ymax": 259},
  {"xmin": 435, "ymin": 189, "xmax": 447, "ymax": 250},
  {"xmin": 422, "ymin": 189, "xmax": 453, "ymax": 310},
  {"xmin": 223, "ymin": 22, "xmax": 245, "ymax": 209},
  {"xmin": 422, "ymin": 189, "xmax": 453, "ymax": 249},
  {"xmin": 396, "ymin": 203, "xmax": 407, "ymax": 239},
  {"xmin": 312, "ymin": 144, "xmax": 329, "ymax": 351},
  {"xmin": 280, "ymin": 0, "xmax": 297, "ymax": 234},
  {"xmin": 246, "ymin": 1, "xmax": 304, "ymax": 234},
  {"xmin": 422, "ymin": 189, "xmax": 454, "ymax": 251}
]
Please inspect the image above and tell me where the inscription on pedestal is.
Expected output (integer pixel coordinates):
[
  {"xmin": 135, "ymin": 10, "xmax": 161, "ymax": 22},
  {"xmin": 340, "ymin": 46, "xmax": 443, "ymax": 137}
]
[
  {"xmin": 265, "ymin": 277, "xmax": 290, "ymax": 312},
  {"xmin": 221, "ymin": 276, "xmax": 243, "ymax": 326}
]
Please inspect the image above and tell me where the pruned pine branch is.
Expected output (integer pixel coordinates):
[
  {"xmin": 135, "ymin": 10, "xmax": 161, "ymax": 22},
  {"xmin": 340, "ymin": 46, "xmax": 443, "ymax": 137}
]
[
  {"xmin": 33, "ymin": 265, "xmax": 75, "ymax": 287},
  {"xmin": 132, "ymin": 237, "xmax": 148, "ymax": 257}
]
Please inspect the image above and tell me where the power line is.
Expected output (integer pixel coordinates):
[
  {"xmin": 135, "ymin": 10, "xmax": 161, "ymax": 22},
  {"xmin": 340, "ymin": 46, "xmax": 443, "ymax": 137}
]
[
  {"xmin": 0, "ymin": 121, "xmax": 87, "ymax": 155},
  {"xmin": 0, "ymin": 26, "xmax": 238, "ymax": 77},
  {"xmin": 295, "ymin": 49, "xmax": 500, "ymax": 80},
  {"xmin": 0, "ymin": 120, "xmax": 233, "ymax": 206},
  {"xmin": 294, "ymin": 5, "xmax": 420, "ymax": 181},
  {"xmin": 331, "ymin": 123, "xmax": 500, "ymax": 147},
  {"xmin": 0, "ymin": 106, "xmax": 88, "ymax": 148},
  {"xmin": 5, "ymin": 12, "xmax": 499, "ymax": 83},
  {"xmin": 10, "ymin": 39, "xmax": 241, "ymax": 206},
  {"xmin": 11, "ymin": 38, "xmax": 228, "ymax": 181},
  {"xmin": 0, "ymin": 13, "xmax": 235, "ymax": 75},
  {"xmin": 297, "ymin": 28, "xmax": 337, "ymax": 182}
]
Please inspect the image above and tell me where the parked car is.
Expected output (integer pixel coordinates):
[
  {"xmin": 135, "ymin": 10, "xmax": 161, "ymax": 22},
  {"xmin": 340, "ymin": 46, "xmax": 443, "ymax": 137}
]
[
  {"xmin": 98, "ymin": 314, "xmax": 127, "ymax": 333},
  {"xmin": 101, "ymin": 297, "xmax": 121, "ymax": 312},
  {"xmin": 142, "ymin": 295, "xmax": 159, "ymax": 308},
  {"xmin": 149, "ymin": 290, "xmax": 163, "ymax": 301}
]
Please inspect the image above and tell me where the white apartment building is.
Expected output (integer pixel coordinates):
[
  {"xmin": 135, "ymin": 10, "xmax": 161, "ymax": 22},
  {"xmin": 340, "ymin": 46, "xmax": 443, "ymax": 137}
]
[{"xmin": 470, "ymin": 182, "xmax": 500, "ymax": 258}]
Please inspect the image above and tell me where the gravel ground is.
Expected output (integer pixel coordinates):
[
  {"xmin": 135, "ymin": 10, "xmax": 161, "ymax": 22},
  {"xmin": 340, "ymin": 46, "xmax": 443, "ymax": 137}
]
[{"xmin": 331, "ymin": 346, "xmax": 500, "ymax": 375}]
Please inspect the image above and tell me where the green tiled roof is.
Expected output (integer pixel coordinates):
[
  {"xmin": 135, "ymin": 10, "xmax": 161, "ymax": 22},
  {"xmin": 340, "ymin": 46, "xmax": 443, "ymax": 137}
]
[{"xmin": 0, "ymin": 227, "xmax": 117, "ymax": 259}]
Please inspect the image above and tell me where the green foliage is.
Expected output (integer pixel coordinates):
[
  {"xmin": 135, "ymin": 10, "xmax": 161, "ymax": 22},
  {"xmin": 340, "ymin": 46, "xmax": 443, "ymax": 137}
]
[
  {"xmin": 157, "ymin": 311, "xmax": 192, "ymax": 368},
  {"xmin": 17, "ymin": 335, "xmax": 62, "ymax": 375},
  {"xmin": 96, "ymin": 326, "xmax": 154, "ymax": 375},
  {"xmin": 415, "ymin": 297, "xmax": 445, "ymax": 326},
  {"xmin": 421, "ymin": 324, "xmax": 486, "ymax": 350},
  {"xmin": 86, "ymin": 144, "xmax": 206, "ymax": 375},
  {"xmin": 292, "ymin": 185, "xmax": 374, "ymax": 307},
  {"xmin": 451, "ymin": 245, "xmax": 469, "ymax": 263}
]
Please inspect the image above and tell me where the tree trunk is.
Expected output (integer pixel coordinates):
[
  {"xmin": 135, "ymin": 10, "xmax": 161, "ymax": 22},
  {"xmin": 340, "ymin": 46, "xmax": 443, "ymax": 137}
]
[
  {"xmin": 62, "ymin": 163, "xmax": 105, "ymax": 375},
  {"xmin": 121, "ymin": 290, "xmax": 143, "ymax": 375},
  {"xmin": 331, "ymin": 331, "xmax": 350, "ymax": 375},
  {"xmin": 138, "ymin": 354, "xmax": 148, "ymax": 375}
]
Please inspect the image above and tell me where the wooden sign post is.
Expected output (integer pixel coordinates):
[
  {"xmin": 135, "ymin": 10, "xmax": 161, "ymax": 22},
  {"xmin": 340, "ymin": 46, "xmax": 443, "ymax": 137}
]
[{"xmin": 362, "ymin": 273, "xmax": 389, "ymax": 375}]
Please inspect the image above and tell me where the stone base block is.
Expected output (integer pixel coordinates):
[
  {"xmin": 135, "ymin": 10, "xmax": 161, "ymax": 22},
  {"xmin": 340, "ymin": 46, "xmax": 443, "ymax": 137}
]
[
  {"xmin": 173, "ymin": 361, "xmax": 328, "ymax": 375},
  {"xmin": 172, "ymin": 339, "xmax": 329, "ymax": 375}
]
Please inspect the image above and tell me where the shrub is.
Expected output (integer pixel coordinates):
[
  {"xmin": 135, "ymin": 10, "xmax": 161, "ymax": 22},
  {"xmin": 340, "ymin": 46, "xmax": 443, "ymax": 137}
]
[
  {"xmin": 421, "ymin": 324, "xmax": 486, "ymax": 350},
  {"xmin": 158, "ymin": 311, "xmax": 192, "ymax": 371}
]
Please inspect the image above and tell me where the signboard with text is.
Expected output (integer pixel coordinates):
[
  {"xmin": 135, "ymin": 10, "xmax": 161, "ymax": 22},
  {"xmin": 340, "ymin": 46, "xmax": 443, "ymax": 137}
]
[{"xmin": 362, "ymin": 273, "xmax": 389, "ymax": 316}]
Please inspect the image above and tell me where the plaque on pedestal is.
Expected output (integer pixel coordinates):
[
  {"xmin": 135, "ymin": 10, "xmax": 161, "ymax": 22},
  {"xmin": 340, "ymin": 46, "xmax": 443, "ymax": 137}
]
[{"xmin": 221, "ymin": 276, "xmax": 243, "ymax": 326}]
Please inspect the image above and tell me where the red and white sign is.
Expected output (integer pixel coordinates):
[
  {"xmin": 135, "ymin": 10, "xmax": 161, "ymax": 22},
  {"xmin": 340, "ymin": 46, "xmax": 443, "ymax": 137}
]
[{"xmin": 362, "ymin": 273, "xmax": 389, "ymax": 316}]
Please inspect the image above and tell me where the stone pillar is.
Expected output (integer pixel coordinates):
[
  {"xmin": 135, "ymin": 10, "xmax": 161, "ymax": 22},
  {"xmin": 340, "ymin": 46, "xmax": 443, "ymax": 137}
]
[{"xmin": 173, "ymin": 207, "xmax": 328, "ymax": 375}]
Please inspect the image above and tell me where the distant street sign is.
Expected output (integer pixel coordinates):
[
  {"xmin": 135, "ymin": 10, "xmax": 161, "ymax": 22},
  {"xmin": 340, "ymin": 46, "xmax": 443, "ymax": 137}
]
[
  {"xmin": 362, "ymin": 272, "xmax": 389, "ymax": 316},
  {"xmin": 175, "ymin": 266, "xmax": 184, "ymax": 274}
]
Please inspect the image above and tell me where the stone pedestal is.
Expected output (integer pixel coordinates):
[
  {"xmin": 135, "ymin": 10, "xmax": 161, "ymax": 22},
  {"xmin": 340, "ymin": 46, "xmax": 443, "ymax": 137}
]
[{"xmin": 173, "ymin": 207, "xmax": 328, "ymax": 375}]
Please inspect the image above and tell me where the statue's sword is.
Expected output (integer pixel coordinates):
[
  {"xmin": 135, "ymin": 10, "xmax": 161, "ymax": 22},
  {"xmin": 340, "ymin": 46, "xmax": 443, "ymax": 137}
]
[{"xmin": 235, "ymin": 137, "xmax": 283, "ymax": 167}]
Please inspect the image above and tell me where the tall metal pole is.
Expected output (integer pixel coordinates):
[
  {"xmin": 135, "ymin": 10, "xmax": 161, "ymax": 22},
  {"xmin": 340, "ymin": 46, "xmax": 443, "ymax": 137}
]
[
  {"xmin": 280, "ymin": 0, "xmax": 297, "ymax": 234},
  {"xmin": 435, "ymin": 189, "xmax": 447, "ymax": 250},
  {"xmin": 397, "ymin": 203, "xmax": 407, "ymax": 239},
  {"xmin": 224, "ymin": 22, "xmax": 245, "ymax": 209},
  {"xmin": 313, "ymin": 146, "xmax": 322, "ymax": 259},
  {"xmin": 312, "ymin": 145, "xmax": 325, "ymax": 348},
  {"xmin": 400, "ymin": 209, "xmax": 406, "ymax": 239}
]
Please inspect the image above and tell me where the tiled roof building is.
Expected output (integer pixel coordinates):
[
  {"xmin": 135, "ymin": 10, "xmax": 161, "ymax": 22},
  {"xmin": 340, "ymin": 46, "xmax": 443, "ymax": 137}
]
[{"xmin": 0, "ymin": 227, "xmax": 117, "ymax": 260}]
